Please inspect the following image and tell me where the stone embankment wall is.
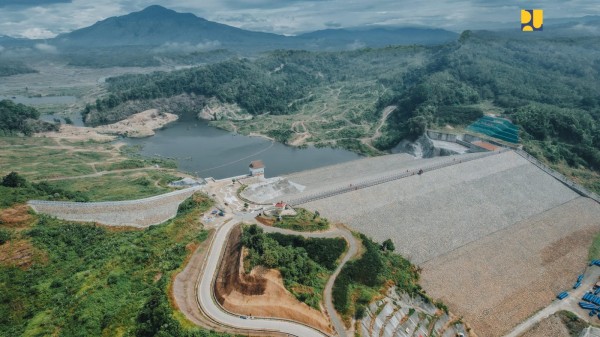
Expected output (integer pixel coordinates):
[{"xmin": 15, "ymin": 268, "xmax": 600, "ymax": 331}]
[{"xmin": 28, "ymin": 187, "xmax": 201, "ymax": 227}]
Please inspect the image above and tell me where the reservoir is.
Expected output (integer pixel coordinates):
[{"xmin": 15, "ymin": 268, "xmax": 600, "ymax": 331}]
[{"xmin": 123, "ymin": 114, "xmax": 362, "ymax": 179}]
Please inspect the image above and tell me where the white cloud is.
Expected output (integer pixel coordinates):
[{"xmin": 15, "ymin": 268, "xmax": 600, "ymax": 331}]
[
  {"xmin": 153, "ymin": 41, "xmax": 222, "ymax": 53},
  {"xmin": 34, "ymin": 43, "xmax": 58, "ymax": 53},
  {"xmin": 21, "ymin": 27, "xmax": 55, "ymax": 39}
]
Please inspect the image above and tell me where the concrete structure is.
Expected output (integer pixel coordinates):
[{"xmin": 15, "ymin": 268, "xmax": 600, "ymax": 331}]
[
  {"xmin": 427, "ymin": 130, "xmax": 458, "ymax": 142},
  {"xmin": 28, "ymin": 187, "xmax": 200, "ymax": 227},
  {"xmin": 580, "ymin": 327, "xmax": 600, "ymax": 337},
  {"xmin": 249, "ymin": 160, "xmax": 265, "ymax": 176}
]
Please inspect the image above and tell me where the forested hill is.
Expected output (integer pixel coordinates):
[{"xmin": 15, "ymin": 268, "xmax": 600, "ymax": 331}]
[
  {"xmin": 83, "ymin": 46, "xmax": 427, "ymax": 124},
  {"xmin": 376, "ymin": 31, "xmax": 600, "ymax": 190},
  {"xmin": 89, "ymin": 31, "xmax": 600, "ymax": 191},
  {"xmin": 0, "ymin": 100, "xmax": 57, "ymax": 136}
]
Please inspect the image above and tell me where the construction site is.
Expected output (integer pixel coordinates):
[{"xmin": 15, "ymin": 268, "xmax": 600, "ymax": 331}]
[{"xmin": 242, "ymin": 147, "xmax": 600, "ymax": 337}]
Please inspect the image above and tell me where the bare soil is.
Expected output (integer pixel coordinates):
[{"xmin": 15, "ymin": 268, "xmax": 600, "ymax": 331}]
[
  {"xmin": 214, "ymin": 225, "xmax": 333, "ymax": 334},
  {"xmin": 421, "ymin": 197, "xmax": 600, "ymax": 337},
  {"xmin": 38, "ymin": 109, "xmax": 178, "ymax": 141},
  {"xmin": 0, "ymin": 204, "xmax": 33, "ymax": 228},
  {"xmin": 0, "ymin": 239, "xmax": 46, "ymax": 269}
]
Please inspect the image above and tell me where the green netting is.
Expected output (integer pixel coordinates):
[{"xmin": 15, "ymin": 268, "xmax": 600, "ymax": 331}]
[{"xmin": 467, "ymin": 116, "xmax": 519, "ymax": 143}]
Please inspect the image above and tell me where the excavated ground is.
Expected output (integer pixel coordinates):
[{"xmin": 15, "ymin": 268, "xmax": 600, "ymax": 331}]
[{"xmin": 214, "ymin": 225, "xmax": 333, "ymax": 334}]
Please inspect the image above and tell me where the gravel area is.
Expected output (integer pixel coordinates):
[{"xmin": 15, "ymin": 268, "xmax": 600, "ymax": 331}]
[
  {"xmin": 520, "ymin": 314, "xmax": 570, "ymax": 337},
  {"xmin": 421, "ymin": 197, "xmax": 600, "ymax": 337},
  {"xmin": 301, "ymin": 151, "xmax": 580, "ymax": 263}
]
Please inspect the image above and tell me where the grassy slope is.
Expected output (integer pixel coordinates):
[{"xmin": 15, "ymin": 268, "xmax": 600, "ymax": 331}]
[
  {"xmin": 0, "ymin": 193, "xmax": 227, "ymax": 337},
  {"xmin": 0, "ymin": 137, "xmax": 181, "ymax": 201}
]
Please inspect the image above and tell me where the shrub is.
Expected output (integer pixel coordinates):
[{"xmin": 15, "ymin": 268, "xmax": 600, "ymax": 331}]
[
  {"xmin": 2, "ymin": 172, "xmax": 27, "ymax": 188},
  {"xmin": 0, "ymin": 228, "xmax": 11, "ymax": 244}
]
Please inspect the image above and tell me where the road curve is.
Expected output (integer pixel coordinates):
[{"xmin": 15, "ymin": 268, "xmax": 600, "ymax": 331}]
[{"xmin": 197, "ymin": 218, "xmax": 329, "ymax": 337}]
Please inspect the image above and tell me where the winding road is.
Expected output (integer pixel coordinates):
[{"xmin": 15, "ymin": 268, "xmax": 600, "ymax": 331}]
[{"xmin": 196, "ymin": 213, "xmax": 359, "ymax": 337}]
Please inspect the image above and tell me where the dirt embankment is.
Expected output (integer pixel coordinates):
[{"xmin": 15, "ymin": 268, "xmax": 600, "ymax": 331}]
[
  {"xmin": 214, "ymin": 225, "xmax": 333, "ymax": 334},
  {"xmin": 38, "ymin": 109, "xmax": 178, "ymax": 141}
]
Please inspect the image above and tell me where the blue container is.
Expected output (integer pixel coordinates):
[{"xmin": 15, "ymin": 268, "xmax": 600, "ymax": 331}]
[{"xmin": 578, "ymin": 274, "xmax": 585, "ymax": 282}]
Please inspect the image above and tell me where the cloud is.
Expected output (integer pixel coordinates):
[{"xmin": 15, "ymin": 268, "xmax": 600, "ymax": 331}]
[
  {"xmin": 0, "ymin": 0, "xmax": 599, "ymax": 38},
  {"xmin": 0, "ymin": 45, "xmax": 4, "ymax": 53},
  {"xmin": 347, "ymin": 40, "xmax": 366, "ymax": 50},
  {"xmin": 34, "ymin": 43, "xmax": 58, "ymax": 53},
  {"xmin": 0, "ymin": 0, "xmax": 72, "ymax": 7},
  {"xmin": 153, "ymin": 41, "xmax": 222, "ymax": 53},
  {"xmin": 22, "ymin": 27, "xmax": 55, "ymax": 39}
]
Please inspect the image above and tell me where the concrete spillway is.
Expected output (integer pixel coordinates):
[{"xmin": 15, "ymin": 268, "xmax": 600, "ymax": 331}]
[{"xmin": 29, "ymin": 187, "xmax": 200, "ymax": 227}]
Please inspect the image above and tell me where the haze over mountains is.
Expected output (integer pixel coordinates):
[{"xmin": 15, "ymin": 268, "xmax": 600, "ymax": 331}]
[{"xmin": 2, "ymin": 5, "xmax": 458, "ymax": 53}]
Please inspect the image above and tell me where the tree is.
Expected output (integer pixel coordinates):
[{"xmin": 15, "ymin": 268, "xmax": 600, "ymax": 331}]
[
  {"xmin": 2, "ymin": 172, "xmax": 27, "ymax": 188},
  {"xmin": 381, "ymin": 238, "xmax": 395, "ymax": 252}
]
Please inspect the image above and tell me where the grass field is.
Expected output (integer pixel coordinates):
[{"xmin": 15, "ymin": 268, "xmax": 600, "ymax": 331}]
[
  {"xmin": 44, "ymin": 170, "xmax": 179, "ymax": 201},
  {"xmin": 0, "ymin": 136, "xmax": 183, "ymax": 202}
]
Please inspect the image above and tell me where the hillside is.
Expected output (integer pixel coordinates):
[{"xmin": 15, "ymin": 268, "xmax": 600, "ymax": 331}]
[
  {"xmin": 78, "ymin": 27, "xmax": 600, "ymax": 191},
  {"xmin": 375, "ymin": 31, "xmax": 600, "ymax": 191}
]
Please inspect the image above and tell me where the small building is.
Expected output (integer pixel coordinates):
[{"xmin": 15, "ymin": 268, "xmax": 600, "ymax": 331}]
[
  {"xmin": 249, "ymin": 160, "xmax": 265, "ymax": 176},
  {"xmin": 275, "ymin": 201, "xmax": 287, "ymax": 209}
]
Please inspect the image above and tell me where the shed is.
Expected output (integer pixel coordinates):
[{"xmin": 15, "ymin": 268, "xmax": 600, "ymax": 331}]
[{"xmin": 249, "ymin": 160, "xmax": 265, "ymax": 176}]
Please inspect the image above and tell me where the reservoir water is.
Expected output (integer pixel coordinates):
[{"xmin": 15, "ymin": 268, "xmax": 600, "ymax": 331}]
[{"xmin": 123, "ymin": 114, "xmax": 362, "ymax": 179}]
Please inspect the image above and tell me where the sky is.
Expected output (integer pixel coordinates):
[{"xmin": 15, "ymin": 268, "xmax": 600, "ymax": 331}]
[{"xmin": 0, "ymin": 0, "xmax": 599, "ymax": 39}]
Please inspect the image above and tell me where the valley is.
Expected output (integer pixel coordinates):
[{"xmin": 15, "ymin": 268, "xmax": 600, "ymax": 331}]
[{"xmin": 1, "ymin": 4, "xmax": 600, "ymax": 337}]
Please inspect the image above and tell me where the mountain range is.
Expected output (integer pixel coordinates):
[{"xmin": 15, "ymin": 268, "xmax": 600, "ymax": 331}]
[{"xmin": 2, "ymin": 5, "xmax": 459, "ymax": 53}]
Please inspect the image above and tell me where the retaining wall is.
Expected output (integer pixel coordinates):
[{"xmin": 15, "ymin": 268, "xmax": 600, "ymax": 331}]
[{"xmin": 28, "ymin": 187, "xmax": 201, "ymax": 227}]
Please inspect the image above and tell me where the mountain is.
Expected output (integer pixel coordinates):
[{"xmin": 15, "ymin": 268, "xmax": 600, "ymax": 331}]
[
  {"xmin": 53, "ymin": 5, "xmax": 293, "ymax": 51},
  {"xmin": 51, "ymin": 5, "xmax": 457, "ymax": 52}
]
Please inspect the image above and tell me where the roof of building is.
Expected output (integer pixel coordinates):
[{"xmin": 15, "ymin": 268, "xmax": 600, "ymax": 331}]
[
  {"xmin": 472, "ymin": 141, "xmax": 500, "ymax": 152},
  {"xmin": 275, "ymin": 202, "xmax": 287, "ymax": 208},
  {"xmin": 249, "ymin": 160, "xmax": 265, "ymax": 169}
]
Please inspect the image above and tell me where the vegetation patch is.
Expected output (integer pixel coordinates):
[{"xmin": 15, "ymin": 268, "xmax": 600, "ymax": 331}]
[
  {"xmin": 0, "ymin": 192, "xmax": 226, "ymax": 337},
  {"xmin": 271, "ymin": 208, "xmax": 329, "ymax": 232},
  {"xmin": 332, "ymin": 233, "xmax": 421, "ymax": 321},
  {"xmin": 0, "ymin": 100, "xmax": 57, "ymax": 136},
  {"xmin": 241, "ymin": 224, "xmax": 346, "ymax": 309}
]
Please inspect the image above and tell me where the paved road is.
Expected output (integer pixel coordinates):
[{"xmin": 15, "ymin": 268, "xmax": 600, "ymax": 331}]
[
  {"xmin": 197, "ymin": 218, "xmax": 330, "ymax": 337},
  {"xmin": 504, "ymin": 266, "xmax": 600, "ymax": 337}
]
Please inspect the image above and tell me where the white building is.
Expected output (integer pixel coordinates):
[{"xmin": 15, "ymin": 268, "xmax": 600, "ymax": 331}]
[{"xmin": 249, "ymin": 160, "xmax": 265, "ymax": 176}]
